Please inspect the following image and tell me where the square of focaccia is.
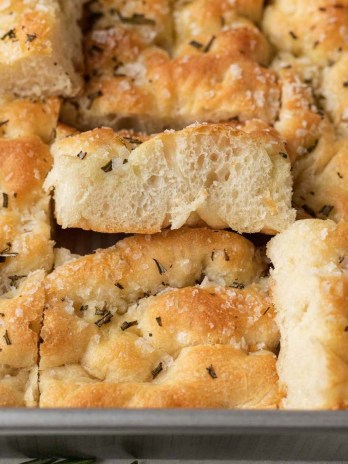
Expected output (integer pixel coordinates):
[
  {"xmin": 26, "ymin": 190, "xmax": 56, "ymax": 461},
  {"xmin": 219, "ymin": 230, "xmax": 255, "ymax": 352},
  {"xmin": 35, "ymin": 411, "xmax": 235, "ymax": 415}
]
[
  {"xmin": 45, "ymin": 121, "xmax": 295, "ymax": 235},
  {"xmin": 0, "ymin": 97, "xmax": 58, "ymax": 293},
  {"xmin": 39, "ymin": 227, "xmax": 280, "ymax": 408},
  {"xmin": 268, "ymin": 219, "xmax": 348, "ymax": 409},
  {"xmin": 0, "ymin": 270, "xmax": 44, "ymax": 407},
  {"xmin": 62, "ymin": 0, "xmax": 279, "ymax": 132},
  {"xmin": 263, "ymin": 0, "xmax": 348, "ymax": 136},
  {"xmin": 0, "ymin": 0, "xmax": 84, "ymax": 97}
]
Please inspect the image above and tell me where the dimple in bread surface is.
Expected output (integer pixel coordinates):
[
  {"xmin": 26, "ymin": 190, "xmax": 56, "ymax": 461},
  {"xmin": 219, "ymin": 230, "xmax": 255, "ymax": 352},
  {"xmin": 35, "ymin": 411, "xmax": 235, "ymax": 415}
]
[
  {"xmin": 62, "ymin": 0, "xmax": 279, "ymax": 132},
  {"xmin": 45, "ymin": 122, "xmax": 295, "ymax": 235},
  {"xmin": 0, "ymin": 0, "xmax": 84, "ymax": 97},
  {"xmin": 267, "ymin": 219, "xmax": 348, "ymax": 409},
  {"xmin": 39, "ymin": 227, "xmax": 280, "ymax": 408}
]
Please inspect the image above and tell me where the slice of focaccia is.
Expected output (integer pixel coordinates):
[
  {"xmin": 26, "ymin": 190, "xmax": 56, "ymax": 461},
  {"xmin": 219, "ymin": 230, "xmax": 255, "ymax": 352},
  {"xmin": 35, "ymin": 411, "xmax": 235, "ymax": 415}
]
[
  {"xmin": 39, "ymin": 227, "xmax": 280, "ymax": 408},
  {"xmin": 268, "ymin": 219, "xmax": 348, "ymax": 409},
  {"xmin": 0, "ymin": 0, "xmax": 84, "ymax": 97},
  {"xmin": 45, "ymin": 122, "xmax": 295, "ymax": 234}
]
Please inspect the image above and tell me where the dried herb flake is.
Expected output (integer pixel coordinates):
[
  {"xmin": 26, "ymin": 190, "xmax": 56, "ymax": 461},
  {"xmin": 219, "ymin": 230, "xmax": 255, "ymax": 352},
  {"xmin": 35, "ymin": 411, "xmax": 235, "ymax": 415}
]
[
  {"xmin": 153, "ymin": 258, "xmax": 166, "ymax": 275},
  {"xmin": 2, "ymin": 193, "xmax": 8, "ymax": 208},
  {"xmin": 120, "ymin": 320, "xmax": 138, "ymax": 331},
  {"xmin": 206, "ymin": 364, "xmax": 217, "ymax": 379},
  {"xmin": 151, "ymin": 362, "xmax": 163, "ymax": 379}
]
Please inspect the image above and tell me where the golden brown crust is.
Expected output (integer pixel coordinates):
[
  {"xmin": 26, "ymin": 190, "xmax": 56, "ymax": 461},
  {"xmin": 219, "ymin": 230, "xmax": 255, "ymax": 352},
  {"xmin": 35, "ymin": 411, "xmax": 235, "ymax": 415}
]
[
  {"xmin": 62, "ymin": 0, "xmax": 279, "ymax": 131},
  {"xmin": 0, "ymin": 271, "xmax": 44, "ymax": 407},
  {"xmin": 0, "ymin": 98, "xmax": 57, "ymax": 293},
  {"xmin": 0, "ymin": 1, "xmax": 83, "ymax": 97},
  {"xmin": 39, "ymin": 228, "xmax": 280, "ymax": 408},
  {"xmin": 0, "ymin": 97, "xmax": 59, "ymax": 143},
  {"xmin": 40, "ymin": 348, "xmax": 279, "ymax": 408}
]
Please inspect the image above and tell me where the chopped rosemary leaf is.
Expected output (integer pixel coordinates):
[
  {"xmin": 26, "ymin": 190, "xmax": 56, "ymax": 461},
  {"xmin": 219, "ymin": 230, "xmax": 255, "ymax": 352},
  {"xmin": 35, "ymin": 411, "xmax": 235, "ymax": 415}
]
[
  {"xmin": 189, "ymin": 40, "xmax": 203, "ymax": 49},
  {"xmin": 206, "ymin": 364, "xmax": 217, "ymax": 379},
  {"xmin": 77, "ymin": 151, "xmax": 87, "ymax": 160},
  {"xmin": 151, "ymin": 362, "xmax": 163, "ymax": 379},
  {"xmin": 1, "ymin": 29, "xmax": 16, "ymax": 40},
  {"xmin": 224, "ymin": 249, "xmax": 230, "ymax": 261},
  {"xmin": 101, "ymin": 160, "xmax": 113, "ymax": 173},
  {"xmin": 319, "ymin": 204, "xmax": 334, "ymax": 217},
  {"xmin": 2, "ymin": 192, "xmax": 8, "ymax": 208},
  {"xmin": 0, "ymin": 120, "xmax": 9, "ymax": 128},
  {"xmin": 289, "ymin": 30, "xmax": 298, "ymax": 39},
  {"xmin": 337, "ymin": 172, "xmax": 343, "ymax": 179},
  {"xmin": 211, "ymin": 251, "xmax": 215, "ymax": 261},
  {"xmin": 156, "ymin": 316, "xmax": 162, "ymax": 327},
  {"xmin": 203, "ymin": 35, "xmax": 216, "ymax": 53},
  {"xmin": 153, "ymin": 258, "xmax": 166, "ymax": 275},
  {"xmin": 339, "ymin": 256, "xmax": 345, "ymax": 264},
  {"xmin": 26, "ymin": 33, "xmax": 37, "ymax": 42},
  {"xmin": 302, "ymin": 204, "xmax": 316, "ymax": 217},
  {"xmin": 231, "ymin": 282, "xmax": 245, "ymax": 289},
  {"xmin": 80, "ymin": 305, "xmax": 88, "ymax": 311},
  {"xmin": 115, "ymin": 9, "xmax": 156, "ymax": 25},
  {"xmin": 3, "ymin": 330, "xmax": 11, "ymax": 345},
  {"xmin": 115, "ymin": 282, "xmax": 124, "ymax": 289},
  {"xmin": 263, "ymin": 307, "xmax": 270, "ymax": 315},
  {"xmin": 95, "ymin": 311, "xmax": 113, "ymax": 327},
  {"xmin": 120, "ymin": 320, "xmax": 138, "ymax": 331}
]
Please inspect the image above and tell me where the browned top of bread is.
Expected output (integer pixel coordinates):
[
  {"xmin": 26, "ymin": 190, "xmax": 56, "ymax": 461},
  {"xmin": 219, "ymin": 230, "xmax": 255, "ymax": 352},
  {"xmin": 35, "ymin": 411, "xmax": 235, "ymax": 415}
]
[
  {"xmin": 0, "ymin": 0, "xmax": 84, "ymax": 97},
  {"xmin": 62, "ymin": 0, "xmax": 279, "ymax": 132},
  {"xmin": 0, "ymin": 98, "xmax": 57, "ymax": 293},
  {"xmin": 0, "ymin": 270, "xmax": 44, "ymax": 407},
  {"xmin": 39, "ymin": 228, "xmax": 280, "ymax": 408}
]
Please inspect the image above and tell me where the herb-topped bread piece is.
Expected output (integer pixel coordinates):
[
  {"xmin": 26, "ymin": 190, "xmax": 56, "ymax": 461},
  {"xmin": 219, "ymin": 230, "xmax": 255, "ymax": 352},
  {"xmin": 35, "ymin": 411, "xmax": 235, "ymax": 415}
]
[
  {"xmin": 0, "ymin": 0, "xmax": 84, "ymax": 97},
  {"xmin": 45, "ymin": 122, "xmax": 295, "ymax": 234},
  {"xmin": 268, "ymin": 219, "xmax": 348, "ymax": 409},
  {"xmin": 263, "ymin": 0, "xmax": 348, "ymax": 136},
  {"xmin": 39, "ymin": 228, "xmax": 280, "ymax": 408},
  {"xmin": 0, "ymin": 270, "xmax": 45, "ymax": 407},
  {"xmin": 62, "ymin": 0, "xmax": 279, "ymax": 132},
  {"xmin": 0, "ymin": 97, "xmax": 59, "ymax": 294}
]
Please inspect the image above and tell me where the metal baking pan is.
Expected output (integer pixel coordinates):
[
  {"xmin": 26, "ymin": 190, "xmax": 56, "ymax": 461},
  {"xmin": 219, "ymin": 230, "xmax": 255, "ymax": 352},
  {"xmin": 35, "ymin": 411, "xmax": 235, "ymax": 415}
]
[{"xmin": 1, "ymin": 410, "xmax": 348, "ymax": 462}]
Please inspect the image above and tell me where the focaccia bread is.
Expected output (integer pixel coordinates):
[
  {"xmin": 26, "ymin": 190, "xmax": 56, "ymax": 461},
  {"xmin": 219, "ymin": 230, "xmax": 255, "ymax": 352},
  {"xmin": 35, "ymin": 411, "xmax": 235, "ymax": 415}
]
[
  {"xmin": 62, "ymin": 0, "xmax": 279, "ymax": 132},
  {"xmin": 267, "ymin": 219, "xmax": 348, "ymax": 409},
  {"xmin": 0, "ymin": 0, "xmax": 84, "ymax": 97},
  {"xmin": 0, "ymin": 270, "xmax": 44, "ymax": 407},
  {"xmin": 45, "ymin": 122, "xmax": 295, "ymax": 234},
  {"xmin": 263, "ymin": 0, "xmax": 348, "ymax": 136},
  {"xmin": 0, "ymin": 97, "xmax": 58, "ymax": 294},
  {"xmin": 39, "ymin": 227, "xmax": 280, "ymax": 408}
]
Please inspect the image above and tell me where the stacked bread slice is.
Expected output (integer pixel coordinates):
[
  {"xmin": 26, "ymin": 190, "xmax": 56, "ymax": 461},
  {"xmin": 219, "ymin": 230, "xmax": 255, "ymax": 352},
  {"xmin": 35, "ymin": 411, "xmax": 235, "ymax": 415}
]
[{"xmin": 0, "ymin": 0, "xmax": 347, "ymax": 409}]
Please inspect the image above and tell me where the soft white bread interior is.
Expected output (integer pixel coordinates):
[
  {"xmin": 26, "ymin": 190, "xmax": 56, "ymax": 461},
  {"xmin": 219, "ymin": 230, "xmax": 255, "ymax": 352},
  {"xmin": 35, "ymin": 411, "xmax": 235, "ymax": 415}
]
[
  {"xmin": 0, "ymin": 0, "xmax": 83, "ymax": 97},
  {"xmin": 45, "ymin": 122, "xmax": 295, "ymax": 234},
  {"xmin": 267, "ymin": 219, "xmax": 348, "ymax": 409}
]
